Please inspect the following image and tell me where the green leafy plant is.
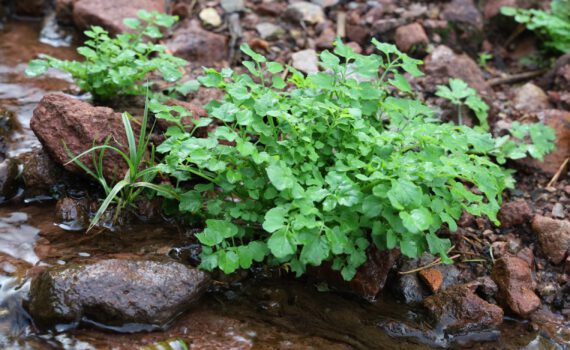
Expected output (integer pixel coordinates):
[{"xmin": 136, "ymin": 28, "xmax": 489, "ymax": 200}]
[
  {"xmin": 478, "ymin": 52, "xmax": 493, "ymax": 69},
  {"xmin": 67, "ymin": 97, "xmax": 177, "ymax": 230},
  {"xmin": 501, "ymin": 0, "xmax": 570, "ymax": 53},
  {"xmin": 436, "ymin": 78, "xmax": 489, "ymax": 129},
  {"xmin": 25, "ymin": 10, "xmax": 187, "ymax": 100},
  {"xmin": 493, "ymin": 121, "xmax": 556, "ymax": 163},
  {"xmin": 155, "ymin": 40, "xmax": 554, "ymax": 280}
]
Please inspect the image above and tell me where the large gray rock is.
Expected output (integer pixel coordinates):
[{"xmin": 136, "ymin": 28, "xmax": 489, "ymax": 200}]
[{"xmin": 27, "ymin": 259, "xmax": 210, "ymax": 329}]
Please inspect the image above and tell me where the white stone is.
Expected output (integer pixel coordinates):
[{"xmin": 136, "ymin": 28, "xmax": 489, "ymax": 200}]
[
  {"xmin": 292, "ymin": 49, "xmax": 319, "ymax": 74},
  {"xmin": 199, "ymin": 8, "xmax": 222, "ymax": 27}
]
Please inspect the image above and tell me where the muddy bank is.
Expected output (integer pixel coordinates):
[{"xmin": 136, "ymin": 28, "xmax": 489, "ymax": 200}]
[{"xmin": 0, "ymin": 204, "xmax": 565, "ymax": 350}]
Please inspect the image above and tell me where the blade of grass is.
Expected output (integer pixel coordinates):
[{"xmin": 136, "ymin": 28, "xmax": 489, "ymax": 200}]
[
  {"xmin": 65, "ymin": 145, "xmax": 132, "ymax": 172},
  {"xmin": 133, "ymin": 182, "xmax": 180, "ymax": 200},
  {"xmin": 122, "ymin": 112, "xmax": 137, "ymax": 166},
  {"xmin": 88, "ymin": 178, "xmax": 130, "ymax": 231}
]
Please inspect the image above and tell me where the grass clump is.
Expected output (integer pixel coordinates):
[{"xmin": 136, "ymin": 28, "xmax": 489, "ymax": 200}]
[{"xmin": 66, "ymin": 96, "xmax": 177, "ymax": 230}]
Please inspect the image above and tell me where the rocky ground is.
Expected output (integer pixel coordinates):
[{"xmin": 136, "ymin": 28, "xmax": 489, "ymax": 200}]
[{"xmin": 0, "ymin": 0, "xmax": 569, "ymax": 349}]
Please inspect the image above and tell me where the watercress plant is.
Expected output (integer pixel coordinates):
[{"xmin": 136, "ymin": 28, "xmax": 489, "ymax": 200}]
[
  {"xmin": 156, "ymin": 40, "xmax": 553, "ymax": 280},
  {"xmin": 436, "ymin": 78, "xmax": 489, "ymax": 129},
  {"xmin": 501, "ymin": 0, "xmax": 570, "ymax": 53},
  {"xmin": 26, "ymin": 10, "xmax": 187, "ymax": 100}
]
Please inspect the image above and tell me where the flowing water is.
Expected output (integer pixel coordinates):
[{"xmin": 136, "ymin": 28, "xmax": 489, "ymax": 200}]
[{"xmin": 0, "ymin": 18, "xmax": 568, "ymax": 350}]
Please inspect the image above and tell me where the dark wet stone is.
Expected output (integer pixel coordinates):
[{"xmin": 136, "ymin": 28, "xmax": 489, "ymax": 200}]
[
  {"xmin": 0, "ymin": 106, "xmax": 18, "ymax": 161},
  {"xmin": 27, "ymin": 259, "xmax": 211, "ymax": 330},
  {"xmin": 395, "ymin": 269, "xmax": 429, "ymax": 304},
  {"xmin": 310, "ymin": 248, "xmax": 399, "ymax": 300},
  {"xmin": 21, "ymin": 149, "xmax": 63, "ymax": 198},
  {"xmin": 469, "ymin": 276, "xmax": 499, "ymax": 301},
  {"xmin": 394, "ymin": 255, "xmax": 460, "ymax": 304},
  {"xmin": 422, "ymin": 284, "xmax": 504, "ymax": 333},
  {"xmin": 0, "ymin": 159, "xmax": 19, "ymax": 202},
  {"xmin": 54, "ymin": 197, "xmax": 90, "ymax": 230}
]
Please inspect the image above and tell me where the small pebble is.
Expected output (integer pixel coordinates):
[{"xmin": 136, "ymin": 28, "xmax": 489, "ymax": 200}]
[
  {"xmin": 552, "ymin": 203, "xmax": 565, "ymax": 218},
  {"xmin": 292, "ymin": 49, "xmax": 319, "ymax": 74},
  {"xmin": 199, "ymin": 8, "xmax": 222, "ymax": 27}
]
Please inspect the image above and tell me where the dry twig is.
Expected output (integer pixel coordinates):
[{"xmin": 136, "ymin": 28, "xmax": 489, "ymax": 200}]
[
  {"xmin": 547, "ymin": 157, "xmax": 569, "ymax": 189},
  {"xmin": 487, "ymin": 69, "xmax": 548, "ymax": 86},
  {"xmin": 398, "ymin": 254, "xmax": 461, "ymax": 275}
]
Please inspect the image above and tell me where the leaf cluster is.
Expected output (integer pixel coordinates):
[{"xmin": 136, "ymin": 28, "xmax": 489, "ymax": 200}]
[
  {"xmin": 501, "ymin": 0, "xmax": 570, "ymax": 53},
  {"xmin": 26, "ymin": 10, "xmax": 187, "ymax": 100},
  {"xmin": 152, "ymin": 40, "xmax": 555, "ymax": 280},
  {"xmin": 436, "ymin": 78, "xmax": 489, "ymax": 129}
]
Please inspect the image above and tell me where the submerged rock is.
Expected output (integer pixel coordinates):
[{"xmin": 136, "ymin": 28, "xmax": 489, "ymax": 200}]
[
  {"xmin": 491, "ymin": 256, "xmax": 541, "ymax": 318},
  {"xmin": 531, "ymin": 215, "xmax": 570, "ymax": 265},
  {"xmin": 72, "ymin": 0, "xmax": 166, "ymax": 35},
  {"xmin": 0, "ymin": 159, "xmax": 19, "ymax": 202},
  {"xmin": 30, "ymin": 94, "xmax": 135, "ymax": 181},
  {"xmin": 54, "ymin": 197, "xmax": 91, "ymax": 231},
  {"xmin": 27, "ymin": 259, "xmax": 211, "ymax": 330},
  {"xmin": 422, "ymin": 284, "xmax": 503, "ymax": 333}
]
